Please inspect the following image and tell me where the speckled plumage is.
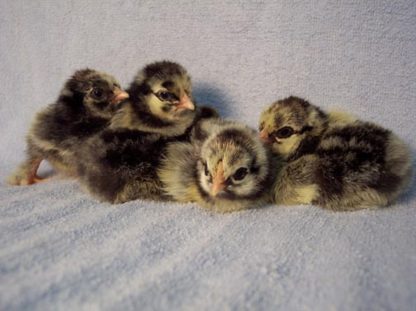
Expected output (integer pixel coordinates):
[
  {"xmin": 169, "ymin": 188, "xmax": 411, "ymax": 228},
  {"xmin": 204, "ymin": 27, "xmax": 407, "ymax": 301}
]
[
  {"xmin": 159, "ymin": 119, "xmax": 279, "ymax": 212},
  {"xmin": 259, "ymin": 96, "xmax": 412, "ymax": 211},
  {"xmin": 7, "ymin": 69, "xmax": 128, "ymax": 185},
  {"xmin": 75, "ymin": 61, "xmax": 218, "ymax": 203}
]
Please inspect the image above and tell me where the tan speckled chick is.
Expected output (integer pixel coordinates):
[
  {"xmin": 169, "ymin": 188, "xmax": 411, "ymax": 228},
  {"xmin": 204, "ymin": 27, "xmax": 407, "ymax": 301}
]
[
  {"xmin": 259, "ymin": 96, "xmax": 412, "ymax": 211},
  {"xmin": 159, "ymin": 118, "xmax": 278, "ymax": 212}
]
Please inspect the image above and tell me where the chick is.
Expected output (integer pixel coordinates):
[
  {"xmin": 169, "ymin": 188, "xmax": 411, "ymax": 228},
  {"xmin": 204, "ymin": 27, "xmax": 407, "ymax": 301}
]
[
  {"xmin": 259, "ymin": 96, "xmax": 328, "ymax": 161},
  {"xmin": 259, "ymin": 96, "xmax": 412, "ymax": 211},
  {"xmin": 75, "ymin": 61, "xmax": 218, "ymax": 203},
  {"xmin": 7, "ymin": 69, "xmax": 128, "ymax": 186},
  {"xmin": 158, "ymin": 119, "xmax": 278, "ymax": 213}
]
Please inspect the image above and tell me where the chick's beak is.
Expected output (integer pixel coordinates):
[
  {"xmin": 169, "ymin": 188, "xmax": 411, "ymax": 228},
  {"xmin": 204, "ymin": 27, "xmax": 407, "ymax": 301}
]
[
  {"xmin": 211, "ymin": 162, "xmax": 226, "ymax": 197},
  {"xmin": 176, "ymin": 93, "xmax": 195, "ymax": 111},
  {"xmin": 259, "ymin": 129, "xmax": 270, "ymax": 143},
  {"xmin": 111, "ymin": 87, "xmax": 129, "ymax": 105}
]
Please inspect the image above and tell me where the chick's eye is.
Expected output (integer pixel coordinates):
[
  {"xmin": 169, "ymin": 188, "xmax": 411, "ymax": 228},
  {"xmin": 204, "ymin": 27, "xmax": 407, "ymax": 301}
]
[
  {"xmin": 157, "ymin": 91, "xmax": 176, "ymax": 101},
  {"xmin": 92, "ymin": 88, "xmax": 104, "ymax": 99},
  {"xmin": 275, "ymin": 126, "xmax": 294, "ymax": 139},
  {"xmin": 233, "ymin": 167, "xmax": 248, "ymax": 181},
  {"xmin": 203, "ymin": 162, "xmax": 209, "ymax": 176}
]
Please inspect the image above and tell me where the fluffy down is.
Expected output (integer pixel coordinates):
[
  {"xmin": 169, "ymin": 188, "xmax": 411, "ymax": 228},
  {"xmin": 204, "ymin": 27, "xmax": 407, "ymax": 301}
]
[
  {"xmin": 7, "ymin": 69, "xmax": 128, "ymax": 186},
  {"xmin": 159, "ymin": 119, "xmax": 279, "ymax": 212},
  {"xmin": 259, "ymin": 96, "xmax": 412, "ymax": 211}
]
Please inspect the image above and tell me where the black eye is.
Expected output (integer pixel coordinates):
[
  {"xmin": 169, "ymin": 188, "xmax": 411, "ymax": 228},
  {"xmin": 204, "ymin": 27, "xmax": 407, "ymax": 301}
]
[
  {"xmin": 275, "ymin": 126, "xmax": 294, "ymax": 139},
  {"xmin": 203, "ymin": 162, "xmax": 209, "ymax": 176},
  {"xmin": 233, "ymin": 167, "xmax": 248, "ymax": 181},
  {"xmin": 157, "ymin": 91, "xmax": 176, "ymax": 101},
  {"xmin": 92, "ymin": 87, "xmax": 104, "ymax": 99}
]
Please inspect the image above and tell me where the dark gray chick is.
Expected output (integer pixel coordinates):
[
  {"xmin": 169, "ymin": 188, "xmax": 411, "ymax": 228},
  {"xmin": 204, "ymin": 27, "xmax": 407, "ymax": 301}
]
[{"xmin": 7, "ymin": 69, "xmax": 128, "ymax": 185}]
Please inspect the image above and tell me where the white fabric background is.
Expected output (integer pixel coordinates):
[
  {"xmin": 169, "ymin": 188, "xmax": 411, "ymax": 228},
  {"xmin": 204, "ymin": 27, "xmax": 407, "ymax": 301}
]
[{"xmin": 1, "ymin": 1, "xmax": 415, "ymax": 310}]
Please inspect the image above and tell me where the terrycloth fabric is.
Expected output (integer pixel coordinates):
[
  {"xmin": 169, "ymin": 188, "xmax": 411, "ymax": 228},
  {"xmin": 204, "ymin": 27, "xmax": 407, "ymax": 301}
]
[{"xmin": 1, "ymin": 1, "xmax": 415, "ymax": 310}]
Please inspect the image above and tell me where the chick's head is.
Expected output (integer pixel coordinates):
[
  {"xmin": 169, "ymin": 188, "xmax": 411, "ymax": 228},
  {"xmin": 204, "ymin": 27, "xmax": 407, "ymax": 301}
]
[
  {"xmin": 198, "ymin": 126, "xmax": 270, "ymax": 201},
  {"xmin": 64, "ymin": 69, "xmax": 128, "ymax": 118},
  {"xmin": 131, "ymin": 61, "xmax": 195, "ymax": 121},
  {"xmin": 259, "ymin": 96, "xmax": 327, "ymax": 159}
]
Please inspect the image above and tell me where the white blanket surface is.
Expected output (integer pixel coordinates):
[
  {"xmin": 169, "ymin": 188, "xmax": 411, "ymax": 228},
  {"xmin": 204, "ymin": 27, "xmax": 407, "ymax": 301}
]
[{"xmin": 1, "ymin": 1, "xmax": 415, "ymax": 310}]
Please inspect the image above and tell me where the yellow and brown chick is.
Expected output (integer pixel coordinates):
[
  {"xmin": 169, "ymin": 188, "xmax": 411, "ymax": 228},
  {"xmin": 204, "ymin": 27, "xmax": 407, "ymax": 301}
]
[
  {"xmin": 259, "ymin": 96, "xmax": 412, "ymax": 211},
  {"xmin": 158, "ymin": 118, "xmax": 277, "ymax": 213},
  {"xmin": 110, "ymin": 60, "xmax": 198, "ymax": 135},
  {"xmin": 75, "ymin": 61, "xmax": 218, "ymax": 203},
  {"xmin": 7, "ymin": 69, "xmax": 128, "ymax": 186}
]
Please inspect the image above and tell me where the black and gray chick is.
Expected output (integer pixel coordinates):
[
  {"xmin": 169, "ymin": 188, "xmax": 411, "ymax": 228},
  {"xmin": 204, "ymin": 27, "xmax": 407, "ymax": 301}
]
[
  {"xmin": 7, "ymin": 69, "xmax": 128, "ymax": 185},
  {"xmin": 259, "ymin": 96, "xmax": 412, "ymax": 211}
]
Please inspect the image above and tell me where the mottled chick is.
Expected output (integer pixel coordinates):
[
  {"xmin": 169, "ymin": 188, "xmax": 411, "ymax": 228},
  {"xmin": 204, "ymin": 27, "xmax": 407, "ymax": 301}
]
[
  {"xmin": 7, "ymin": 69, "xmax": 128, "ymax": 185},
  {"xmin": 259, "ymin": 96, "xmax": 328, "ymax": 161},
  {"xmin": 259, "ymin": 96, "xmax": 412, "ymax": 211},
  {"xmin": 159, "ymin": 119, "xmax": 277, "ymax": 213},
  {"xmin": 76, "ymin": 61, "xmax": 218, "ymax": 203},
  {"xmin": 110, "ymin": 61, "xmax": 196, "ymax": 134}
]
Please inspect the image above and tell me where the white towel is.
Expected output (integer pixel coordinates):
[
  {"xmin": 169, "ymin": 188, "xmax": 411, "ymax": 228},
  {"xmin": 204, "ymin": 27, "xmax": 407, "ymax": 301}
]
[{"xmin": 1, "ymin": 1, "xmax": 415, "ymax": 310}]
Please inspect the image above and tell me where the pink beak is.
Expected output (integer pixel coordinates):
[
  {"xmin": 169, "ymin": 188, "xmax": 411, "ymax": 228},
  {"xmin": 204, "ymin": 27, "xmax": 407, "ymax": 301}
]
[
  {"xmin": 111, "ymin": 88, "xmax": 129, "ymax": 104},
  {"xmin": 176, "ymin": 93, "xmax": 195, "ymax": 111},
  {"xmin": 211, "ymin": 162, "xmax": 226, "ymax": 197},
  {"xmin": 259, "ymin": 129, "xmax": 270, "ymax": 143}
]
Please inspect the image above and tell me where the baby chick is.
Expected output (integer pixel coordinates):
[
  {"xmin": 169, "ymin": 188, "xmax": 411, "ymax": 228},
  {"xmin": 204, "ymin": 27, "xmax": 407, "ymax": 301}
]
[
  {"xmin": 259, "ymin": 96, "xmax": 328, "ymax": 161},
  {"xmin": 7, "ymin": 69, "xmax": 128, "ymax": 186},
  {"xmin": 110, "ymin": 60, "xmax": 196, "ymax": 133},
  {"xmin": 75, "ymin": 61, "xmax": 218, "ymax": 203},
  {"xmin": 158, "ymin": 118, "xmax": 278, "ymax": 213},
  {"xmin": 259, "ymin": 96, "xmax": 412, "ymax": 211}
]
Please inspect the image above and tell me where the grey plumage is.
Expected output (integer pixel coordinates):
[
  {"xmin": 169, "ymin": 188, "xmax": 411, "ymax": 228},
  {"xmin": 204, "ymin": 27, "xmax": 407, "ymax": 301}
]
[
  {"xmin": 159, "ymin": 119, "xmax": 278, "ymax": 212},
  {"xmin": 7, "ymin": 69, "xmax": 128, "ymax": 185},
  {"xmin": 259, "ymin": 96, "xmax": 412, "ymax": 211},
  {"xmin": 75, "ymin": 61, "xmax": 219, "ymax": 203}
]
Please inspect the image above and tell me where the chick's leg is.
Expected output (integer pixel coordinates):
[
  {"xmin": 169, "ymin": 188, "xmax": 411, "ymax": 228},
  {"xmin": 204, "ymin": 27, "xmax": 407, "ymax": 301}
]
[
  {"xmin": 27, "ymin": 158, "xmax": 47, "ymax": 184},
  {"xmin": 7, "ymin": 138, "xmax": 50, "ymax": 186},
  {"xmin": 7, "ymin": 157, "xmax": 45, "ymax": 186}
]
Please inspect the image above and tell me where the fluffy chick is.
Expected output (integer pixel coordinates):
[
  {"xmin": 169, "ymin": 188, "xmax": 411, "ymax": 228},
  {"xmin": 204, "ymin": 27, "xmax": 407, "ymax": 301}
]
[
  {"xmin": 110, "ymin": 60, "xmax": 196, "ymax": 134},
  {"xmin": 259, "ymin": 96, "xmax": 412, "ymax": 211},
  {"xmin": 158, "ymin": 119, "xmax": 278, "ymax": 213},
  {"xmin": 76, "ymin": 61, "xmax": 218, "ymax": 203},
  {"xmin": 259, "ymin": 96, "xmax": 328, "ymax": 161},
  {"xmin": 7, "ymin": 69, "xmax": 128, "ymax": 186}
]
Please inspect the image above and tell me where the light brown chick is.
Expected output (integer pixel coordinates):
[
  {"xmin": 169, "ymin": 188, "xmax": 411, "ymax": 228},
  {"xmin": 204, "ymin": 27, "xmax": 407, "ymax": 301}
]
[{"xmin": 159, "ymin": 119, "xmax": 279, "ymax": 212}]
